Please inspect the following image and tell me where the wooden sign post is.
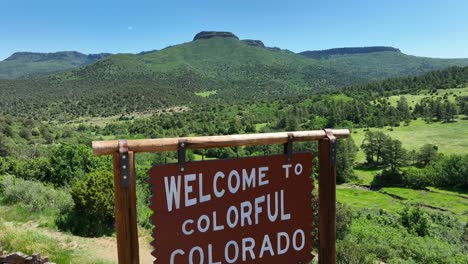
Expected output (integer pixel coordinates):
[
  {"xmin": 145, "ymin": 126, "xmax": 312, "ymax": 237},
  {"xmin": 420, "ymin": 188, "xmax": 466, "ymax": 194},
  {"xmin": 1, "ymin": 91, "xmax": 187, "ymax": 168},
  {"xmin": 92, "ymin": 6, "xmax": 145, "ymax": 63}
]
[{"xmin": 92, "ymin": 129, "xmax": 349, "ymax": 264}]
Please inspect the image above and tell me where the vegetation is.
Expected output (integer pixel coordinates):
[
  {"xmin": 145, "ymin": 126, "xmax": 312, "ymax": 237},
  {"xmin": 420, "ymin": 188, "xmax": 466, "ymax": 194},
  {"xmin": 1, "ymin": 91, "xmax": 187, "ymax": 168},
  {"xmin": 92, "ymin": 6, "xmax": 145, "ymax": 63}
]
[
  {"xmin": 0, "ymin": 51, "xmax": 111, "ymax": 79},
  {"xmin": 1, "ymin": 38, "xmax": 468, "ymax": 262}
]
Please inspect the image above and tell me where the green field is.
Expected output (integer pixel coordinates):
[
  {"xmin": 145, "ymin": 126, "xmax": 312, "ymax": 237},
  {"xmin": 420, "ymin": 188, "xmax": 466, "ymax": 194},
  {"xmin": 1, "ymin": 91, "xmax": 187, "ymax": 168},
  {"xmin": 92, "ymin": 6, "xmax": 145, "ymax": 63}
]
[
  {"xmin": 337, "ymin": 186, "xmax": 468, "ymax": 223},
  {"xmin": 352, "ymin": 167, "xmax": 382, "ymax": 185},
  {"xmin": 337, "ymin": 187, "xmax": 403, "ymax": 212},
  {"xmin": 381, "ymin": 187, "xmax": 468, "ymax": 222},
  {"xmin": 351, "ymin": 118, "xmax": 468, "ymax": 162},
  {"xmin": 386, "ymin": 87, "xmax": 468, "ymax": 108},
  {"xmin": 195, "ymin": 90, "xmax": 218, "ymax": 97}
]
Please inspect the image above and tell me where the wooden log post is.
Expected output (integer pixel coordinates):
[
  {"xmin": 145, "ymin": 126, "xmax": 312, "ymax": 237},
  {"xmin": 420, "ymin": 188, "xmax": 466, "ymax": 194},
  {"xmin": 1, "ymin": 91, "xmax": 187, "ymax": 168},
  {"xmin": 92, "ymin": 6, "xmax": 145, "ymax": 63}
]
[
  {"xmin": 319, "ymin": 129, "xmax": 337, "ymax": 264},
  {"xmin": 113, "ymin": 140, "xmax": 139, "ymax": 264}
]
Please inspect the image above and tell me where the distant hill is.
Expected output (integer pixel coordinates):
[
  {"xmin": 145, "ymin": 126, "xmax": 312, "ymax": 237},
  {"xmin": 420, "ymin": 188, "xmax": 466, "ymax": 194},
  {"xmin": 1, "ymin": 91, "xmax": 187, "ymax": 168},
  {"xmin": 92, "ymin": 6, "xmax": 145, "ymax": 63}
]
[
  {"xmin": 299, "ymin": 46, "xmax": 401, "ymax": 59},
  {"xmin": 344, "ymin": 66, "xmax": 468, "ymax": 95},
  {"xmin": 0, "ymin": 51, "xmax": 112, "ymax": 79},
  {"xmin": 1, "ymin": 31, "xmax": 468, "ymax": 119}
]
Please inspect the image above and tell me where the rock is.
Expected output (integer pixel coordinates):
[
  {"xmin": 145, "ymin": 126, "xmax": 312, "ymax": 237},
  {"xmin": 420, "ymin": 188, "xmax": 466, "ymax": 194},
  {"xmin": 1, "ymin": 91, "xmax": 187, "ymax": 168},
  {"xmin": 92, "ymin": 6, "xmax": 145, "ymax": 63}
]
[
  {"xmin": 193, "ymin": 31, "xmax": 239, "ymax": 41},
  {"xmin": 242, "ymin": 39, "xmax": 265, "ymax": 48}
]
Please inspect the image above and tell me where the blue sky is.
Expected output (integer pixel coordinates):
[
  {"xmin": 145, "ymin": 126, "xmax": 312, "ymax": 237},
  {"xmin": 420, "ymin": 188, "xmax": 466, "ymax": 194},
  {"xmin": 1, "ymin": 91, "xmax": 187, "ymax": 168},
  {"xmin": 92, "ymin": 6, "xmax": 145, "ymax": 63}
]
[{"xmin": 1, "ymin": 0, "xmax": 467, "ymax": 60}]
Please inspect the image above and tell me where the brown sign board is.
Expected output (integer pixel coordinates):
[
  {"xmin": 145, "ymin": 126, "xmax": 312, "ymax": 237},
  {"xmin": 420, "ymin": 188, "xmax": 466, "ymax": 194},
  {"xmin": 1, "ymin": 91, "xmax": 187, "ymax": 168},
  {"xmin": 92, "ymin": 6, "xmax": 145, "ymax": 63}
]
[{"xmin": 149, "ymin": 153, "xmax": 314, "ymax": 263}]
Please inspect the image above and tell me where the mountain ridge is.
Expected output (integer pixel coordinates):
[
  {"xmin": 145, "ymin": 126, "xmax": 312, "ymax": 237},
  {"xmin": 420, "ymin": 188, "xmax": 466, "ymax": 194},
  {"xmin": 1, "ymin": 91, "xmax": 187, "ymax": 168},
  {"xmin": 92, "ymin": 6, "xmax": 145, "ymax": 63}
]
[
  {"xmin": 4, "ymin": 51, "xmax": 112, "ymax": 62},
  {"xmin": 299, "ymin": 46, "xmax": 401, "ymax": 59},
  {"xmin": 0, "ymin": 51, "xmax": 112, "ymax": 79},
  {"xmin": 2, "ymin": 32, "xmax": 468, "ymax": 120}
]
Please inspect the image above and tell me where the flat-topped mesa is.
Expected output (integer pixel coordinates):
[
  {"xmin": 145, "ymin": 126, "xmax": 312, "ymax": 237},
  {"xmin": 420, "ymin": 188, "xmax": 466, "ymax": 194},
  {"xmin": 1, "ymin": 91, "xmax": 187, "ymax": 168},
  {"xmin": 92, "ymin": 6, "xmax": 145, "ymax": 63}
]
[
  {"xmin": 4, "ymin": 51, "xmax": 112, "ymax": 62},
  {"xmin": 193, "ymin": 31, "xmax": 239, "ymax": 41},
  {"xmin": 300, "ymin": 46, "xmax": 401, "ymax": 59}
]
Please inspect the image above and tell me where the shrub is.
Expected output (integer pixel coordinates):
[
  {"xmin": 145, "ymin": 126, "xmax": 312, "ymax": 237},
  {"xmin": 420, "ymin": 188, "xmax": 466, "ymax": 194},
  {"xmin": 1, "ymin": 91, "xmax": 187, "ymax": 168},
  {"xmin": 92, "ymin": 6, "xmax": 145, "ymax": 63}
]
[
  {"xmin": 136, "ymin": 182, "xmax": 152, "ymax": 229},
  {"xmin": 427, "ymin": 155, "xmax": 468, "ymax": 189},
  {"xmin": 372, "ymin": 169, "xmax": 403, "ymax": 187},
  {"xmin": 59, "ymin": 170, "xmax": 114, "ymax": 237},
  {"xmin": 48, "ymin": 144, "xmax": 108, "ymax": 187},
  {"xmin": 0, "ymin": 175, "xmax": 73, "ymax": 214},
  {"xmin": 402, "ymin": 167, "xmax": 430, "ymax": 189},
  {"xmin": 336, "ymin": 202, "xmax": 353, "ymax": 239},
  {"xmin": 337, "ymin": 238, "xmax": 375, "ymax": 264},
  {"xmin": 399, "ymin": 206, "xmax": 430, "ymax": 237}
]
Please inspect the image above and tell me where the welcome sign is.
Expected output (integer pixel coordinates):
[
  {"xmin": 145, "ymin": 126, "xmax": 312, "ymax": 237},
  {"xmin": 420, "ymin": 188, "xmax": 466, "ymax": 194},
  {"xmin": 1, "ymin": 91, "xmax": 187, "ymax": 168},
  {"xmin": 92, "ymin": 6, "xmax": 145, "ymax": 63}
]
[{"xmin": 149, "ymin": 153, "xmax": 314, "ymax": 264}]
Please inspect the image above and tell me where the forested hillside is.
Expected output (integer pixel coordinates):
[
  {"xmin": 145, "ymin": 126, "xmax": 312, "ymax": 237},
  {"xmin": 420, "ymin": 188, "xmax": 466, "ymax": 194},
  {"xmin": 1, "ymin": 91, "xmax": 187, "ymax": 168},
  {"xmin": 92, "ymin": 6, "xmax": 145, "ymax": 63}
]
[
  {"xmin": 1, "ymin": 56, "xmax": 468, "ymax": 263},
  {"xmin": 345, "ymin": 66, "xmax": 468, "ymax": 95},
  {"xmin": 2, "ymin": 33, "xmax": 468, "ymax": 120},
  {"xmin": 0, "ymin": 51, "xmax": 111, "ymax": 79}
]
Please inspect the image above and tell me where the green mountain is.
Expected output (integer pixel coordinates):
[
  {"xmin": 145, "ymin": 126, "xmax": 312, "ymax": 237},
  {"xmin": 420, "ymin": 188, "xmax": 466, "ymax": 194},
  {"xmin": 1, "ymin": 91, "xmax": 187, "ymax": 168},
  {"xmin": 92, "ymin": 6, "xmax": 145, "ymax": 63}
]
[
  {"xmin": 2, "ymin": 32, "xmax": 468, "ymax": 120},
  {"xmin": 344, "ymin": 66, "xmax": 468, "ymax": 95},
  {"xmin": 299, "ymin": 47, "xmax": 468, "ymax": 80},
  {"xmin": 0, "ymin": 51, "xmax": 111, "ymax": 79}
]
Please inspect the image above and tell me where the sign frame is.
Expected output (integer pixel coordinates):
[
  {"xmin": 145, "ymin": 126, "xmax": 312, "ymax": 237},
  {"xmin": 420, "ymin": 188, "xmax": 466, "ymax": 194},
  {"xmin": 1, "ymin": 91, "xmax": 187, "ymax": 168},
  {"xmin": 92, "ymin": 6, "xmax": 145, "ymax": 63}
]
[{"xmin": 92, "ymin": 129, "xmax": 347, "ymax": 264}]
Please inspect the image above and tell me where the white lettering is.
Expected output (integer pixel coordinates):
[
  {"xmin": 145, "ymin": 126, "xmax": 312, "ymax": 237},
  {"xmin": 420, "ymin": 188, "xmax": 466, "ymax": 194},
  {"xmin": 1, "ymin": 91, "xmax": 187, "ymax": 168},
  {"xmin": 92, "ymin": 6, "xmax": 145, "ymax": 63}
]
[
  {"xmin": 164, "ymin": 176, "xmax": 181, "ymax": 212},
  {"xmin": 182, "ymin": 219, "xmax": 194, "ymax": 235},
  {"xmin": 259, "ymin": 234, "xmax": 275, "ymax": 258},
  {"xmin": 267, "ymin": 191, "xmax": 279, "ymax": 222},
  {"xmin": 242, "ymin": 168, "xmax": 256, "ymax": 190},
  {"xmin": 292, "ymin": 229, "xmax": 305, "ymax": 251},
  {"xmin": 199, "ymin": 173, "xmax": 211, "ymax": 203},
  {"xmin": 258, "ymin": 166, "xmax": 269, "ymax": 186},
  {"xmin": 242, "ymin": 237, "xmax": 256, "ymax": 261},
  {"xmin": 184, "ymin": 174, "xmax": 197, "ymax": 207},
  {"xmin": 227, "ymin": 205, "xmax": 239, "ymax": 228},
  {"xmin": 277, "ymin": 232, "xmax": 290, "ymax": 255},
  {"xmin": 225, "ymin": 240, "xmax": 239, "ymax": 263},
  {"xmin": 240, "ymin": 201, "xmax": 253, "ymax": 226},
  {"xmin": 189, "ymin": 246, "xmax": 203, "ymax": 264},
  {"xmin": 294, "ymin": 163, "xmax": 303, "ymax": 175},
  {"xmin": 170, "ymin": 249, "xmax": 184, "ymax": 264},
  {"xmin": 282, "ymin": 164, "xmax": 292, "ymax": 178},
  {"xmin": 280, "ymin": 190, "xmax": 291, "ymax": 221},
  {"xmin": 208, "ymin": 244, "xmax": 221, "ymax": 264},
  {"xmin": 228, "ymin": 170, "xmax": 240, "ymax": 194},
  {"xmin": 213, "ymin": 171, "xmax": 225, "ymax": 198},
  {"xmin": 254, "ymin": 196, "xmax": 265, "ymax": 225},
  {"xmin": 197, "ymin": 215, "xmax": 210, "ymax": 233},
  {"xmin": 212, "ymin": 211, "xmax": 224, "ymax": 231}
]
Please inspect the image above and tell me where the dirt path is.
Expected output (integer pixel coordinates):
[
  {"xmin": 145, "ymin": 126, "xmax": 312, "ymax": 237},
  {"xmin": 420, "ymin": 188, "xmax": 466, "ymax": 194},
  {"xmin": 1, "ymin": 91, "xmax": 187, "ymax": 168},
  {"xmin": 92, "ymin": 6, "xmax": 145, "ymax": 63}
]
[
  {"xmin": 2, "ymin": 221, "xmax": 154, "ymax": 263},
  {"xmin": 80, "ymin": 236, "xmax": 154, "ymax": 264}
]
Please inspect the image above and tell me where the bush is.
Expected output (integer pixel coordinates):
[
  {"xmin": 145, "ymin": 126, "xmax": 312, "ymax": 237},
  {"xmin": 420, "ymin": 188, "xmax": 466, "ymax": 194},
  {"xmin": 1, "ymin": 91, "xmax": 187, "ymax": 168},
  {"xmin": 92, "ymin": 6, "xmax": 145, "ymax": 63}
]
[
  {"xmin": 336, "ymin": 202, "xmax": 353, "ymax": 239},
  {"xmin": 59, "ymin": 170, "xmax": 115, "ymax": 237},
  {"xmin": 399, "ymin": 206, "xmax": 430, "ymax": 237},
  {"xmin": 0, "ymin": 175, "xmax": 73, "ymax": 214},
  {"xmin": 372, "ymin": 169, "xmax": 403, "ymax": 187},
  {"xmin": 48, "ymin": 144, "xmax": 108, "ymax": 187},
  {"xmin": 427, "ymin": 155, "xmax": 468, "ymax": 189},
  {"xmin": 402, "ymin": 167, "xmax": 430, "ymax": 189},
  {"xmin": 136, "ymin": 182, "xmax": 152, "ymax": 229},
  {"xmin": 337, "ymin": 238, "xmax": 375, "ymax": 264}
]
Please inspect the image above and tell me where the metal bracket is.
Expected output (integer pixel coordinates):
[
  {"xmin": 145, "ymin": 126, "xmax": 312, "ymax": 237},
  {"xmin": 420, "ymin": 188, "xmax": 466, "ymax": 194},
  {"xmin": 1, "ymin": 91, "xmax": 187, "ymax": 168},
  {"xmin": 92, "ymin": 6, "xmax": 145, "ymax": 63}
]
[
  {"xmin": 283, "ymin": 133, "xmax": 294, "ymax": 163},
  {"xmin": 324, "ymin": 129, "xmax": 337, "ymax": 166},
  {"xmin": 178, "ymin": 140, "xmax": 187, "ymax": 172},
  {"xmin": 118, "ymin": 140, "xmax": 130, "ymax": 188}
]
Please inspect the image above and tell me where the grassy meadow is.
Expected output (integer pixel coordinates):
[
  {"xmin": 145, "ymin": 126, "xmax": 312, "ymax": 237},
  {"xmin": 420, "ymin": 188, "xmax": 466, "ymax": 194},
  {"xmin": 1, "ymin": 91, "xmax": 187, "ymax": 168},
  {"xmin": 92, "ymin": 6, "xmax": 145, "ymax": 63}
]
[
  {"xmin": 351, "ymin": 118, "xmax": 468, "ymax": 162},
  {"xmin": 386, "ymin": 87, "xmax": 468, "ymax": 108}
]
